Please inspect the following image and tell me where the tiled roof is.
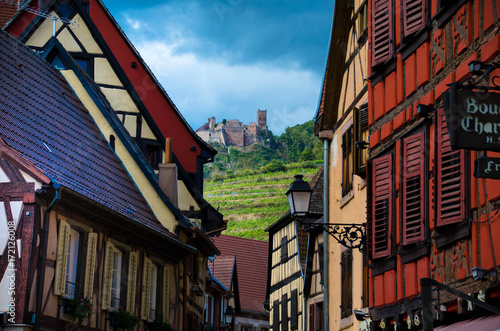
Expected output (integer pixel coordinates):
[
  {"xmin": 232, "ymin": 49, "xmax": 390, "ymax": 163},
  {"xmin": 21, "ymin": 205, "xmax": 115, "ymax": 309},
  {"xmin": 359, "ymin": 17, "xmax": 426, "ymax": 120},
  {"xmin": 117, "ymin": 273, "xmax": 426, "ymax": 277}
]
[
  {"xmin": 309, "ymin": 165, "xmax": 324, "ymax": 215},
  {"xmin": 0, "ymin": 30, "xmax": 178, "ymax": 240},
  {"xmin": 208, "ymin": 255, "xmax": 235, "ymax": 291},
  {"xmin": 212, "ymin": 235, "xmax": 268, "ymax": 314},
  {"xmin": 0, "ymin": 0, "xmax": 17, "ymax": 28}
]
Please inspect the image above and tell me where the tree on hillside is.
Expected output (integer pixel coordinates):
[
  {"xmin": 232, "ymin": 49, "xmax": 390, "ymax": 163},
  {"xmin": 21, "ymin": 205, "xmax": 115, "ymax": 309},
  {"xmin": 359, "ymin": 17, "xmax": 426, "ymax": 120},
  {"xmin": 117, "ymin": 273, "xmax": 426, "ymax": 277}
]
[{"xmin": 278, "ymin": 120, "xmax": 318, "ymax": 162}]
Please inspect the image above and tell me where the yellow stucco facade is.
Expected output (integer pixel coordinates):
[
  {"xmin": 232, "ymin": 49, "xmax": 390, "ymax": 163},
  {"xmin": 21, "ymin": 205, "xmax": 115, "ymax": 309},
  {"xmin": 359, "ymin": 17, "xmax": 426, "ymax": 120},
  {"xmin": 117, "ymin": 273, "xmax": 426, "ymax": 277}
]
[{"xmin": 323, "ymin": 0, "xmax": 370, "ymax": 329}]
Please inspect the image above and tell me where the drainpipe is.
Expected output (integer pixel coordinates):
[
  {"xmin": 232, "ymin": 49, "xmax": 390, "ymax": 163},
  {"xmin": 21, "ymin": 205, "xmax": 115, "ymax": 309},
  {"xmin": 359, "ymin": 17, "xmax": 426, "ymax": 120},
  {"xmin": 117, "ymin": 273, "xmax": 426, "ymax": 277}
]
[
  {"xmin": 35, "ymin": 183, "xmax": 62, "ymax": 331},
  {"xmin": 323, "ymin": 139, "xmax": 329, "ymax": 331}
]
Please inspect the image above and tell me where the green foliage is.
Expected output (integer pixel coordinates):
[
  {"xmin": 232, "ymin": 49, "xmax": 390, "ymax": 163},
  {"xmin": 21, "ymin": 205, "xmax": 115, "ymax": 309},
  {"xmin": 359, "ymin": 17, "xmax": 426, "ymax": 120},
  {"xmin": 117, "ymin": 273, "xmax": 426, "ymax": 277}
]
[
  {"xmin": 204, "ymin": 164, "xmax": 319, "ymax": 241},
  {"xmin": 65, "ymin": 297, "xmax": 93, "ymax": 323},
  {"xmin": 110, "ymin": 307, "xmax": 139, "ymax": 330},
  {"xmin": 203, "ymin": 119, "xmax": 323, "ymax": 241},
  {"xmin": 261, "ymin": 160, "xmax": 286, "ymax": 174},
  {"xmin": 146, "ymin": 319, "xmax": 176, "ymax": 331},
  {"xmin": 277, "ymin": 120, "xmax": 317, "ymax": 162}
]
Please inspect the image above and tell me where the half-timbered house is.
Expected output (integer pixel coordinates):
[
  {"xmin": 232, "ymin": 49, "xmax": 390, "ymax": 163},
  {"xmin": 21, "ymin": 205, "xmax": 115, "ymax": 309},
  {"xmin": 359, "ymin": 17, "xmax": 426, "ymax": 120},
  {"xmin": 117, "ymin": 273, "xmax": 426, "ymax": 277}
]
[
  {"xmin": 3, "ymin": 2, "xmax": 226, "ymax": 329},
  {"xmin": 0, "ymin": 29, "xmax": 193, "ymax": 330},
  {"xmin": 366, "ymin": 0, "xmax": 500, "ymax": 327},
  {"xmin": 265, "ymin": 167, "xmax": 324, "ymax": 330},
  {"xmin": 314, "ymin": 0, "xmax": 370, "ymax": 328},
  {"xmin": 3, "ymin": 0, "xmax": 225, "ymax": 236},
  {"xmin": 212, "ymin": 235, "xmax": 269, "ymax": 331}
]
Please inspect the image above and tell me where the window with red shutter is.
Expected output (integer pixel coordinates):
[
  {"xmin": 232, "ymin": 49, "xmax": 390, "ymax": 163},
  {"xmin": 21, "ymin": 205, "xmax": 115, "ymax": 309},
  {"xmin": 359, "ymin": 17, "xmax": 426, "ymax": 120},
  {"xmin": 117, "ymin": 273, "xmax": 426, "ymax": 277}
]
[
  {"xmin": 402, "ymin": 0, "xmax": 425, "ymax": 37},
  {"xmin": 371, "ymin": 154, "xmax": 393, "ymax": 258},
  {"xmin": 436, "ymin": 109, "xmax": 466, "ymax": 226},
  {"xmin": 402, "ymin": 131, "xmax": 425, "ymax": 245},
  {"xmin": 371, "ymin": 0, "xmax": 393, "ymax": 66}
]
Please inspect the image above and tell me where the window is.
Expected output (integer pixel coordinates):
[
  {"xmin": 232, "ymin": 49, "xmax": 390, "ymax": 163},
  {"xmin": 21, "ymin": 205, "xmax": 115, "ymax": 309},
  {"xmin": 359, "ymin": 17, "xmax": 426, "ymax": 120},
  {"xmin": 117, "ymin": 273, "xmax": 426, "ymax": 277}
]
[
  {"xmin": 402, "ymin": 0, "xmax": 425, "ymax": 37},
  {"xmin": 354, "ymin": 105, "xmax": 369, "ymax": 177},
  {"xmin": 341, "ymin": 249, "xmax": 353, "ymax": 318},
  {"xmin": 342, "ymin": 125, "xmax": 354, "ymax": 195},
  {"xmin": 358, "ymin": 3, "xmax": 368, "ymax": 37},
  {"xmin": 110, "ymin": 247, "xmax": 122, "ymax": 309},
  {"xmin": 371, "ymin": 154, "xmax": 393, "ymax": 259},
  {"xmin": 309, "ymin": 302, "xmax": 323, "ymax": 331},
  {"xmin": 281, "ymin": 236, "xmax": 288, "ymax": 261},
  {"xmin": 371, "ymin": 0, "xmax": 394, "ymax": 66},
  {"xmin": 402, "ymin": 131, "xmax": 425, "ymax": 245},
  {"xmin": 436, "ymin": 109, "xmax": 466, "ymax": 226},
  {"xmin": 102, "ymin": 242, "xmax": 131, "ymax": 311},
  {"xmin": 54, "ymin": 220, "xmax": 89, "ymax": 299},
  {"xmin": 290, "ymin": 290, "xmax": 298, "ymax": 330},
  {"xmin": 63, "ymin": 229, "xmax": 80, "ymax": 299}
]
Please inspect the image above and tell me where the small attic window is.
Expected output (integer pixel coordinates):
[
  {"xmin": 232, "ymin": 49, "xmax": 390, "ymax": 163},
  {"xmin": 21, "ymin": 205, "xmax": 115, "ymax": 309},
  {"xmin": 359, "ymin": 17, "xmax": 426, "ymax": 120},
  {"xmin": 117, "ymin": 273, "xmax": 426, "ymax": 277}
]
[{"xmin": 50, "ymin": 56, "xmax": 65, "ymax": 70}]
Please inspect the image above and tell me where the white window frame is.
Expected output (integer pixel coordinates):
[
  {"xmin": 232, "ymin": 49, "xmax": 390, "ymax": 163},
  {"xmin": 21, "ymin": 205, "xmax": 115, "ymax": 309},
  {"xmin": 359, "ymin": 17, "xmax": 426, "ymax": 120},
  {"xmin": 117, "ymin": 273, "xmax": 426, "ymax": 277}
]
[
  {"xmin": 63, "ymin": 229, "xmax": 80, "ymax": 299},
  {"xmin": 110, "ymin": 248, "xmax": 122, "ymax": 310}
]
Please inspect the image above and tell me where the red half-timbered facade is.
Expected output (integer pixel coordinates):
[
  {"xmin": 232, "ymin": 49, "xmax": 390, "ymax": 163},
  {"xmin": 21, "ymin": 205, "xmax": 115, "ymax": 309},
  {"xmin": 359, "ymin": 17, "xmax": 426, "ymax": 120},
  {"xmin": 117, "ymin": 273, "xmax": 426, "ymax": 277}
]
[{"xmin": 367, "ymin": 0, "xmax": 500, "ymax": 327}]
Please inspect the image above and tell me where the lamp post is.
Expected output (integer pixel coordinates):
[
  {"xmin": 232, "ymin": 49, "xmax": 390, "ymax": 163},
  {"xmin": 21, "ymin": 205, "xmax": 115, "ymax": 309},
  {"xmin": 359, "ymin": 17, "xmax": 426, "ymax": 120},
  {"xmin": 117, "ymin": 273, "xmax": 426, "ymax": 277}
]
[{"xmin": 286, "ymin": 175, "xmax": 366, "ymax": 252}]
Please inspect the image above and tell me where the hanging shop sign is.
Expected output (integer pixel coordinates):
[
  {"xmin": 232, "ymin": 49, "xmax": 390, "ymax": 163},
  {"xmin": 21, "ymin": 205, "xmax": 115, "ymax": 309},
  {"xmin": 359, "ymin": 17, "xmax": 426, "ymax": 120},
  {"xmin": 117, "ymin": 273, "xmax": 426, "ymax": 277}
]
[
  {"xmin": 474, "ymin": 157, "xmax": 500, "ymax": 179},
  {"xmin": 443, "ymin": 86, "xmax": 500, "ymax": 152}
]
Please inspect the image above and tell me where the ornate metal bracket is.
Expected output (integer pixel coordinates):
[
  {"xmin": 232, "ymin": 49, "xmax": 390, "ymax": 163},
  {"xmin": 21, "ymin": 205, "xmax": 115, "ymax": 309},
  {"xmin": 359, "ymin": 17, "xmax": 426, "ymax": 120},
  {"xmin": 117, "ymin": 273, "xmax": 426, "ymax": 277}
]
[
  {"xmin": 304, "ymin": 222, "xmax": 366, "ymax": 252},
  {"xmin": 456, "ymin": 61, "xmax": 500, "ymax": 91}
]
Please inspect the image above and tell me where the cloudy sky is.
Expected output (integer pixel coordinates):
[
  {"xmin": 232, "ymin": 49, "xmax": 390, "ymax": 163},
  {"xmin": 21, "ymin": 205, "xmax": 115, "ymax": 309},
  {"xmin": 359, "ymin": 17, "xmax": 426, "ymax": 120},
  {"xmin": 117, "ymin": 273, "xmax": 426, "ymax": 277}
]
[{"xmin": 104, "ymin": 0, "xmax": 334, "ymax": 134}]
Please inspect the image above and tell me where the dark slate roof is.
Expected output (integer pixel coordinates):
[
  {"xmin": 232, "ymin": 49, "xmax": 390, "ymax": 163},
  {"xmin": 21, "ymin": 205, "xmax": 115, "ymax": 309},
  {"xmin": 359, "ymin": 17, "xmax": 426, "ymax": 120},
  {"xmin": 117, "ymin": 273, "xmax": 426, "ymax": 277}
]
[
  {"xmin": 212, "ymin": 235, "xmax": 268, "ymax": 314},
  {"xmin": 0, "ymin": 29, "xmax": 178, "ymax": 240}
]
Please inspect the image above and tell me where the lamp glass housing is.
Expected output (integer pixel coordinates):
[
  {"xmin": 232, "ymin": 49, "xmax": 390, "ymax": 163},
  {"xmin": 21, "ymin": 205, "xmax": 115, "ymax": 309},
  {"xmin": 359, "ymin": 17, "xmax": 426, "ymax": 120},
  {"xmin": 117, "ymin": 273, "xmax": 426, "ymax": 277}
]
[
  {"xmin": 225, "ymin": 305, "xmax": 234, "ymax": 325},
  {"xmin": 286, "ymin": 175, "xmax": 312, "ymax": 217}
]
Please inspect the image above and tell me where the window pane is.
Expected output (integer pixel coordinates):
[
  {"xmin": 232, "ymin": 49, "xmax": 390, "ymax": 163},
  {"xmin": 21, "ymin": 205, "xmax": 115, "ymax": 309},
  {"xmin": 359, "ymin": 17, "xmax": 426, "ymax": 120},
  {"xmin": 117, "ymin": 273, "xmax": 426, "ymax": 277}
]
[{"xmin": 64, "ymin": 229, "xmax": 79, "ymax": 299}]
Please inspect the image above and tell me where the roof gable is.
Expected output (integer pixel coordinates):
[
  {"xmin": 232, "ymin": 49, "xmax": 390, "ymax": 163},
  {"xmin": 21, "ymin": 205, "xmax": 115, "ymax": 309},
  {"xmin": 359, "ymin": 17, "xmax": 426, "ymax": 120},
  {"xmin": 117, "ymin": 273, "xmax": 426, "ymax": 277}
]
[
  {"xmin": 211, "ymin": 235, "xmax": 268, "ymax": 314},
  {"xmin": 5, "ymin": 0, "xmax": 215, "ymax": 175},
  {"xmin": 0, "ymin": 29, "xmax": 174, "ymax": 238}
]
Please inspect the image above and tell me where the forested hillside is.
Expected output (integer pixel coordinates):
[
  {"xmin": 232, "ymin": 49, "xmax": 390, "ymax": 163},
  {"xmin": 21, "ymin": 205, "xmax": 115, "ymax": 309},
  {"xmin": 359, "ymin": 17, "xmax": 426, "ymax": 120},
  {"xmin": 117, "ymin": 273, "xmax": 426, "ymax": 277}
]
[{"xmin": 203, "ymin": 120, "xmax": 322, "ymax": 240}]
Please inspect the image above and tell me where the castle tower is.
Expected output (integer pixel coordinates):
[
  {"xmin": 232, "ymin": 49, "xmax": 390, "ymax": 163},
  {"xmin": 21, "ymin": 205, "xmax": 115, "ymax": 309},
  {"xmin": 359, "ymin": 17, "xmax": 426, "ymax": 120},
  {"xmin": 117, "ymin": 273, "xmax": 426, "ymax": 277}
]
[
  {"xmin": 208, "ymin": 117, "xmax": 216, "ymax": 130},
  {"xmin": 257, "ymin": 109, "xmax": 267, "ymax": 130}
]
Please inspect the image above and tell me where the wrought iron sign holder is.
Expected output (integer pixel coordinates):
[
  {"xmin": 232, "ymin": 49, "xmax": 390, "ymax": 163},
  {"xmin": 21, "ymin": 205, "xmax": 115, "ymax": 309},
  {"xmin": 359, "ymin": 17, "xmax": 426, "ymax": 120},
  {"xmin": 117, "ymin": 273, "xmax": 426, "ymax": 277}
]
[{"xmin": 301, "ymin": 221, "xmax": 366, "ymax": 253}]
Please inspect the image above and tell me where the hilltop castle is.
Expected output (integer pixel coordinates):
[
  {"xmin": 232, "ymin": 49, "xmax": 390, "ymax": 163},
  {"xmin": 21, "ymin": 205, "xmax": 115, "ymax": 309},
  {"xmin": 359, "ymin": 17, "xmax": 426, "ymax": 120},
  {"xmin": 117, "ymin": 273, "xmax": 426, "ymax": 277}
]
[{"xmin": 196, "ymin": 109, "xmax": 270, "ymax": 147}]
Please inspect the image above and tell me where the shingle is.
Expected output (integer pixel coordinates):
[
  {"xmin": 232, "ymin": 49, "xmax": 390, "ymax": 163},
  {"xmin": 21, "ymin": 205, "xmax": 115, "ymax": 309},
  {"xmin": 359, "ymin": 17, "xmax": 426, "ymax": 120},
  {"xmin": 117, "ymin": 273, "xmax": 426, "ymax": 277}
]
[
  {"xmin": 0, "ymin": 30, "xmax": 177, "ymax": 240},
  {"xmin": 212, "ymin": 235, "xmax": 268, "ymax": 314}
]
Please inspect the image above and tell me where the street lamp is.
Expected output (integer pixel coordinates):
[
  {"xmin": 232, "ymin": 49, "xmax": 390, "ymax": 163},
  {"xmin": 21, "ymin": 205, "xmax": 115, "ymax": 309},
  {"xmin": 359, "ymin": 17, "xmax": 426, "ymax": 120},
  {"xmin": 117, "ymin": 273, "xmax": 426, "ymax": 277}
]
[
  {"xmin": 225, "ymin": 305, "xmax": 234, "ymax": 328},
  {"xmin": 286, "ymin": 175, "xmax": 366, "ymax": 252},
  {"xmin": 285, "ymin": 175, "xmax": 313, "ymax": 217}
]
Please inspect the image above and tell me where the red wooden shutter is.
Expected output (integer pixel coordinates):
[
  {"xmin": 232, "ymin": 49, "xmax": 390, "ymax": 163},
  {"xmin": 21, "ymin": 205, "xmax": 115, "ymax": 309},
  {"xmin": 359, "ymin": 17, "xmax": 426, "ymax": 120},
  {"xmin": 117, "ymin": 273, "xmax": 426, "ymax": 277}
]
[
  {"xmin": 371, "ymin": 0, "xmax": 393, "ymax": 66},
  {"xmin": 371, "ymin": 154, "xmax": 392, "ymax": 258},
  {"xmin": 402, "ymin": 0, "xmax": 425, "ymax": 36},
  {"xmin": 402, "ymin": 132, "xmax": 425, "ymax": 245},
  {"xmin": 436, "ymin": 109, "xmax": 466, "ymax": 226}
]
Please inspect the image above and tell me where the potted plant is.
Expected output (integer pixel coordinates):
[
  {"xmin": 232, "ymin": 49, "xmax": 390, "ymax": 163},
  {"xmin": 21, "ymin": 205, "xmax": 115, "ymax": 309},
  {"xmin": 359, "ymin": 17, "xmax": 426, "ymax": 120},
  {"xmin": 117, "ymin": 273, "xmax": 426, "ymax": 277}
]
[
  {"xmin": 145, "ymin": 319, "xmax": 176, "ymax": 331},
  {"xmin": 109, "ymin": 307, "xmax": 139, "ymax": 330},
  {"xmin": 64, "ymin": 297, "xmax": 93, "ymax": 324}
]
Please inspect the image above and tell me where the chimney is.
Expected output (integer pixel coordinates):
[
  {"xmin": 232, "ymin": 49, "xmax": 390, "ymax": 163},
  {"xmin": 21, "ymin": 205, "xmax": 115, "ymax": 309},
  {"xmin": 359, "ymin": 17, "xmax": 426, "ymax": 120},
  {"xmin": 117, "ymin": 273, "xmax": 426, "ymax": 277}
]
[{"xmin": 158, "ymin": 138, "xmax": 178, "ymax": 207}]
